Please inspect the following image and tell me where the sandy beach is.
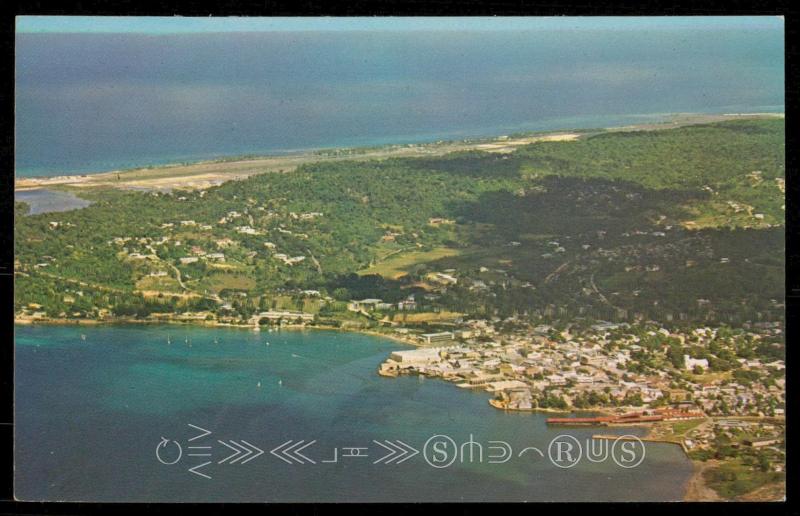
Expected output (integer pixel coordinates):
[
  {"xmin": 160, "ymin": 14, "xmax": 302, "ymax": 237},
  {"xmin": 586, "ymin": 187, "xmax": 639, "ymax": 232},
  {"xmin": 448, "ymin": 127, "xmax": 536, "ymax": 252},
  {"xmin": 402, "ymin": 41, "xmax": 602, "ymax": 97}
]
[
  {"xmin": 14, "ymin": 133, "xmax": 581, "ymax": 192},
  {"xmin": 15, "ymin": 113, "xmax": 782, "ymax": 194},
  {"xmin": 683, "ymin": 460, "xmax": 723, "ymax": 501}
]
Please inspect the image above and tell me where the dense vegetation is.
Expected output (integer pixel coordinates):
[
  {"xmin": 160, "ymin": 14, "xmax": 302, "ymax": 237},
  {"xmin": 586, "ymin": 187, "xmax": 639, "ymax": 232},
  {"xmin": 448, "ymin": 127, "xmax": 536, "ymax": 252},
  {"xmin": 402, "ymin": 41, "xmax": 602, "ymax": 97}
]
[{"xmin": 15, "ymin": 119, "xmax": 784, "ymax": 329}]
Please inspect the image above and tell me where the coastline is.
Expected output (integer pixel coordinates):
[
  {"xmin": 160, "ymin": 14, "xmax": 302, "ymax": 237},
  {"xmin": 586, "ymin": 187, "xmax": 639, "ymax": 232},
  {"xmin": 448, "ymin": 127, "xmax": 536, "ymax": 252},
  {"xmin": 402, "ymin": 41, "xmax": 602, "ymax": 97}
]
[
  {"xmin": 683, "ymin": 460, "xmax": 723, "ymax": 502},
  {"xmin": 14, "ymin": 112, "xmax": 783, "ymax": 193},
  {"xmin": 12, "ymin": 316, "xmax": 742, "ymax": 501},
  {"xmin": 13, "ymin": 316, "xmax": 422, "ymax": 347}
]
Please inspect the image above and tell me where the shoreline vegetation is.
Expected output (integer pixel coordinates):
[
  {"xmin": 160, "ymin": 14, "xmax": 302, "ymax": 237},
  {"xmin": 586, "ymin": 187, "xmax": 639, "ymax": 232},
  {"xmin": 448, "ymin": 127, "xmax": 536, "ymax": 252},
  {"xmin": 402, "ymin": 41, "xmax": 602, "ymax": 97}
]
[
  {"xmin": 15, "ymin": 112, "xmax": 783, "ymax": 193},
  {"xmin": 14, "ymin": 109, "xmax": 784, "ymax": 501}
]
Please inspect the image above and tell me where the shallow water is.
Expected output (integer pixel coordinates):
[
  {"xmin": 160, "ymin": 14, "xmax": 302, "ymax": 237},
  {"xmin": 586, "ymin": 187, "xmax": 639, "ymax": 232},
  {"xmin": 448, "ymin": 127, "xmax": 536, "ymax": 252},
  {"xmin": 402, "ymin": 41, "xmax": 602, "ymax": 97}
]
[
  {"xmin": 14, "ymin": 324, "xmax": 693, "ymax": 502},
  {"xmin": 15, "ymin": 189, "xmax": 92, "ymax": 214}
]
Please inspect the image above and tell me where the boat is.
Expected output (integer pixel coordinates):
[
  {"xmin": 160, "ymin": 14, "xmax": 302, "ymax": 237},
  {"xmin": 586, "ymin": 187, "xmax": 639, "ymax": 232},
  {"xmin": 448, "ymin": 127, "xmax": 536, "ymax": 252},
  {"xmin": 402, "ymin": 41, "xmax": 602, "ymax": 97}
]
[
  {"xmin": 257, "ymin": 381, "xmax": 261, "ymax": 388},
  {"xmin": 80, "ymin": 334, "xmax": 86, "ymax": 341},
  {"xmin": 278, "ymin": 379, "xmax": 283, "ymax": 386}
]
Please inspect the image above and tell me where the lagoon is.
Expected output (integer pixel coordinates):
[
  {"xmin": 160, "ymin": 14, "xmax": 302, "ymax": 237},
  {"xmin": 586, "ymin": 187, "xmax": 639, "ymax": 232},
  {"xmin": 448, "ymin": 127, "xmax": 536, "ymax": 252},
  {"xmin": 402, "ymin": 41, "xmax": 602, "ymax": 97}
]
[{"xmin": 15, "ymin": 189, "xmax": 92, "ymax": 214}]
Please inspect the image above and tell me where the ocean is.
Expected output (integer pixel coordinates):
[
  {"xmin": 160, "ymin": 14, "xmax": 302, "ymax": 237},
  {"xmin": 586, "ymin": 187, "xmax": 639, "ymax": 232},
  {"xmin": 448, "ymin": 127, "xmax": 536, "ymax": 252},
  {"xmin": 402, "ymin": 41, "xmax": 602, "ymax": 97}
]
[
  {"xmin": 14, "ymin": 324, "xmax": 693, "ymax": 502},
  {"xmin": 15, "ymin": 28, "xmax": 784, "ymax": 177}
]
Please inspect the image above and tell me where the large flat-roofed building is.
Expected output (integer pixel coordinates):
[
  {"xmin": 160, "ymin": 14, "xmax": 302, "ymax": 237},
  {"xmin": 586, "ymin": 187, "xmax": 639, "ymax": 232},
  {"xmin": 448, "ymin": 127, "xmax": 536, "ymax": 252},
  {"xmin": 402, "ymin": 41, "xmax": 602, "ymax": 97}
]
[
  {"xmin": 348, "ymin": 298, "xmax": 383, "ymax": 311},
  {"xmin": 252, "ymin": 310, "xmax": 315, "ymax": 323},
  {"xmin": 420, "ymin": 331, "xmax": 454, "ymax": 344},
  {"xmin": 389, "ymin": 348, "xmax": 444, "ymax": 365}
]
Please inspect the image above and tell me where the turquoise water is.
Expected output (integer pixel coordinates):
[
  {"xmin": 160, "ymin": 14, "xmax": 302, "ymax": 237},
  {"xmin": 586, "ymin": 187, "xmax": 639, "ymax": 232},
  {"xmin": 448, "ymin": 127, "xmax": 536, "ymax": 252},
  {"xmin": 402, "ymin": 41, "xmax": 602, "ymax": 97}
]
[
  {"xmin": 14, "ymin": 324, "xmax": 693, "ymax": 502},
  {"xmin": 16, "ymin": 28, "xmax": 783, "ymax": 177}
]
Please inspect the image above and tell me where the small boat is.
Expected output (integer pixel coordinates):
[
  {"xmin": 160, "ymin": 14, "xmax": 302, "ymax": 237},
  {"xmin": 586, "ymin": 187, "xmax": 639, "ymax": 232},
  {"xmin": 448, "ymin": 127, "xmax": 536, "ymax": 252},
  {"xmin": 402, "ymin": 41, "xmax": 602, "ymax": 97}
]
[
  {"xmin": 265, "ymin": 341, "xmax": 270, "ymax": 346},
  {"xmin": 278, "ymin": 379, "xmax": 283, "ymax": 386},
  {"xmin": 214, "ymin": 338, "xmax": 219, "ymax": 344},
  {"xmin": 167, "ymin": 336, "xmax": 171, "ymax": 344},
  {"xmin": 257, "ymin": 381, "xmax": 261, "ymax": 388},
  {"xmin": 80, "ymin": 334, "xmax": 86, "ymax": 341}
]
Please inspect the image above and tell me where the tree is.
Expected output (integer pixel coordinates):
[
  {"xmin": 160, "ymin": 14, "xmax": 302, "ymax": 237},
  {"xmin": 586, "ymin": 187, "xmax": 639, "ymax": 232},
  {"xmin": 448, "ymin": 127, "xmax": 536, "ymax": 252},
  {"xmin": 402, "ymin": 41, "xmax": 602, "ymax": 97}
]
[{"xmin": 332, "ymin": 288, "xmax": 350, "ymax": 301}]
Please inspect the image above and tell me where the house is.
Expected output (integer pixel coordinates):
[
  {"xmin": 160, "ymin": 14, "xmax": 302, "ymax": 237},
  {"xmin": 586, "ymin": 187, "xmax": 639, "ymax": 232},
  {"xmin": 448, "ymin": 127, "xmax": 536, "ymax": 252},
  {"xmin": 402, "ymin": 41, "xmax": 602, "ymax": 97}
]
[
  {"xmin": 428, "ymin": 272, "xmax": 457, "ymax": 285},
  {"xmin": 397, "ymin": 295, "xmax": 417, "ymax": 311},
  {"xmin": 235, "ymin": 226, "xmax": 261, "ymax": 235},
  {"xmin": 684, "ymin": 355, "xmax": 709, "ymax": 371},
  {"xmin": 274, "ymin": 254, "xmax": 306, "ymax": 265},
  {"xmin": 428, "ymin": 217, "xmax": 454, "ymax": 226},
  {"xmin": 348, "ymin": 299, "xmax": 383, "ymax": 311}
]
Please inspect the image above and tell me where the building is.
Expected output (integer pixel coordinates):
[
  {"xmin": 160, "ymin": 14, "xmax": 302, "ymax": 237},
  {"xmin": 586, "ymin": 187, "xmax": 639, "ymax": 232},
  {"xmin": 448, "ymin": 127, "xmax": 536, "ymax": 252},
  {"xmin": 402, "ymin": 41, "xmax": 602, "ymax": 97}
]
[
  {"xmin": 389, "ymin": 348, "xmax": 443, "ymax": 365},
  {"xmin": 348, "ymin": 299, "xmax": 383, "ymax": 311},
  {"xmin": 420, "ymin": 332, "xmax": 455, "ymax": 344},
  {"xmin": 251, "ymin": 310, "xmax": 315, "ymax": 324},
  {"xmin": 684, "ymin": 355, "xmax": 710, "ymax": 371},
  {"xmin": 428, "ymin": 272, "xmax": 458, "ymax": 285}
]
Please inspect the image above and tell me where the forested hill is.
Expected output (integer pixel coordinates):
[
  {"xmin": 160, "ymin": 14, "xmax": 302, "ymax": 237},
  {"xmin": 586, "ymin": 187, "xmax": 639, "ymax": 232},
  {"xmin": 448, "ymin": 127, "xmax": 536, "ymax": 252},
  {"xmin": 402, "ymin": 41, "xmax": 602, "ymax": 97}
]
[{"xmin": 15, "ymin": 118, "xmax": 784, "ymax": 327}]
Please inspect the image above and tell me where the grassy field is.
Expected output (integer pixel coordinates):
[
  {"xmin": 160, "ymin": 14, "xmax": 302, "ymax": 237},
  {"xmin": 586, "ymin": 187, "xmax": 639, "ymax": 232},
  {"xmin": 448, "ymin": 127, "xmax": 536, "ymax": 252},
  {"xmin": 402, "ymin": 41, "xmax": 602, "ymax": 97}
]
[
  {"xmin": 662, "ymin": 419, "xmax": 707, "ymax": 441},
  {"xmin": 267, "ymin": 295, "xmax": 325, "ymax": 314},
  {"xmin": 704, "ymin": 458, "xmax": 784, "ymax": 499},
  {"xmin": 392, "ymin": 311, "xmax": 463, "ymax": 323},
  {"xmin": 135, "ymin": 275, "xmax": 183, "ymax": 292},
  {"xmin": 359, "ymin": 247, "xmax": 461, "ymax": 279},
  {"xmin": 200, "ymin": 272, "xmax": 256, "ymax": 293}
]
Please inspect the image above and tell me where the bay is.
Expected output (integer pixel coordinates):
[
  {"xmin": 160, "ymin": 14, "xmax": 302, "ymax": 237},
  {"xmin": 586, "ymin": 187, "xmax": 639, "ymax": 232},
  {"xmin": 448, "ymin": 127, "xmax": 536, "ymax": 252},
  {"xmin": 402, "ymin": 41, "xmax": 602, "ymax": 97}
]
[{"xmin": 14, "ymin": 324, "xmax": 693, "ymax": 502}]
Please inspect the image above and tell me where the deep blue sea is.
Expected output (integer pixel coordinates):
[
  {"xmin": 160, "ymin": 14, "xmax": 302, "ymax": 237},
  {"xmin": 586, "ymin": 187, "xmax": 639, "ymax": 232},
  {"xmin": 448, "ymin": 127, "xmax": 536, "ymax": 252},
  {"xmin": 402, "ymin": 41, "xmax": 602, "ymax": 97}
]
[
  {"xmin": 15, "ymin": 28, "xmax": 784, "ymax": 177},
  {"xmin": 15, "ymin": 325, "xmax": 692, "ymax": 502}
]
